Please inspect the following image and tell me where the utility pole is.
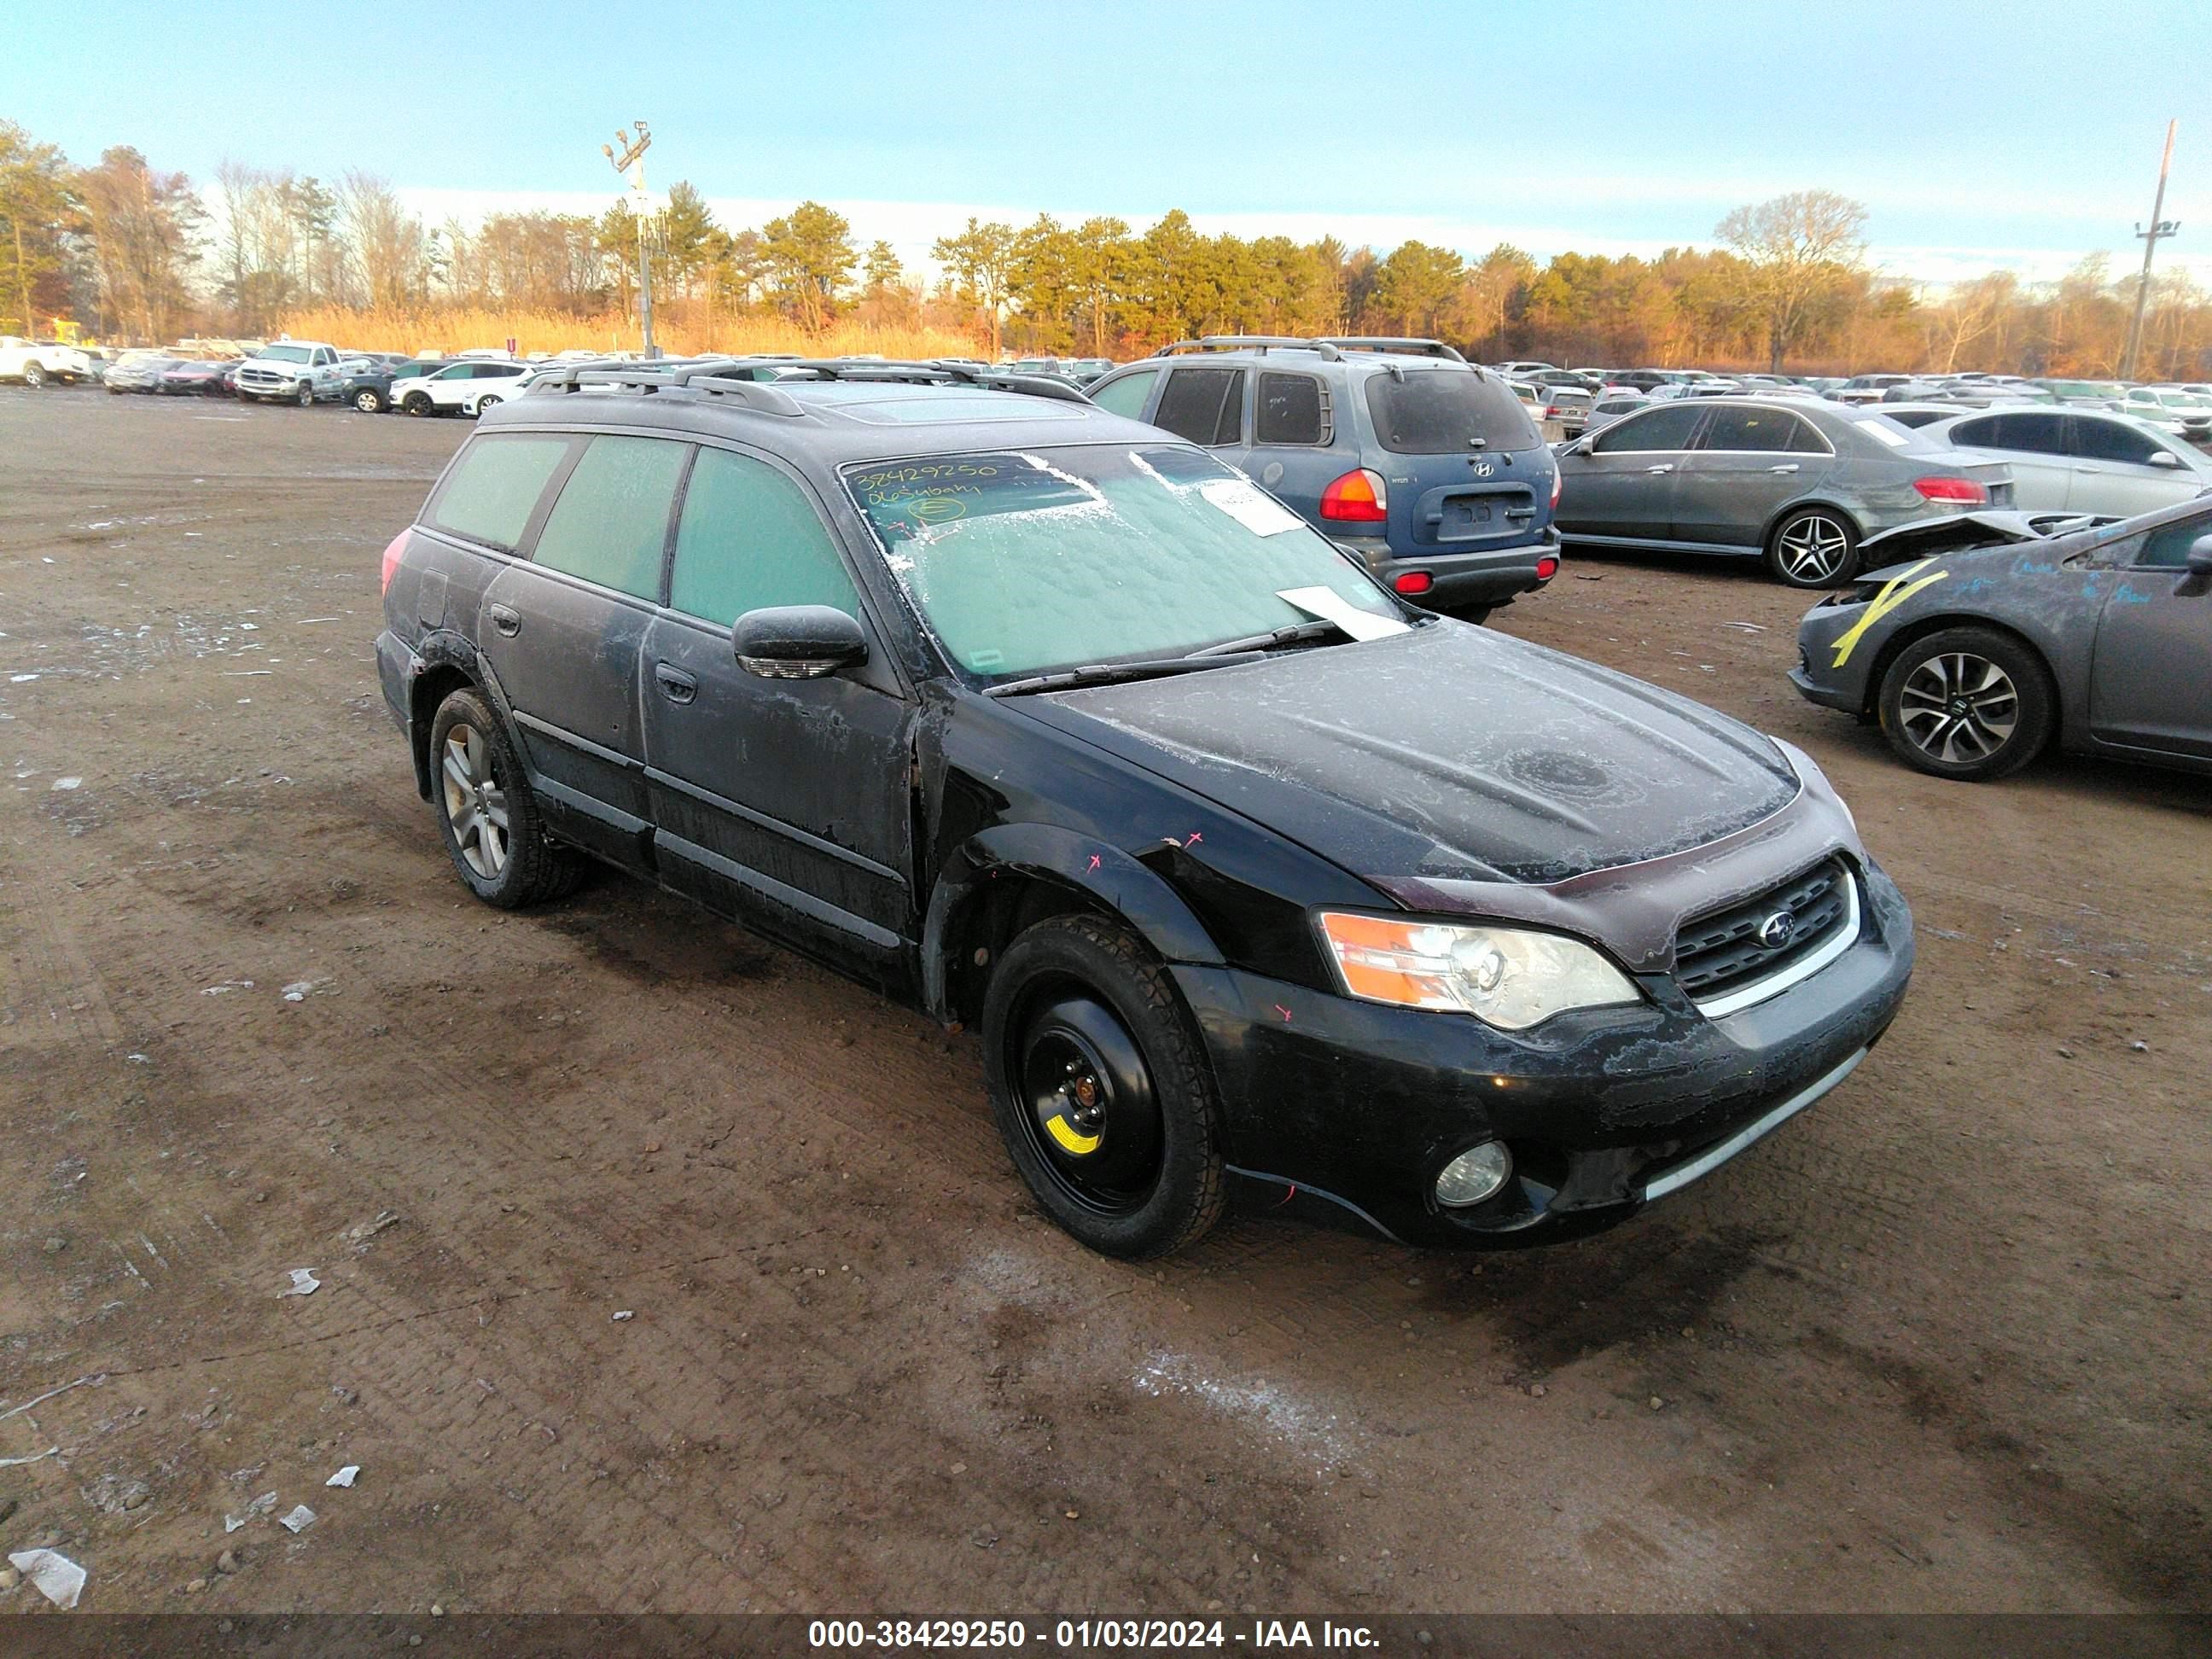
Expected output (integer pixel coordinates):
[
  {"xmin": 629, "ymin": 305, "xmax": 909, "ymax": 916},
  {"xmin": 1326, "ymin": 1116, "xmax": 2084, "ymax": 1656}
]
[
  {"xmin": 602, "ymin": 122, "xmax": 657, "ymax": 358},
  {"xmin": 2120, "ymin": 119, "xmax": 2180, "ymax": 381}
]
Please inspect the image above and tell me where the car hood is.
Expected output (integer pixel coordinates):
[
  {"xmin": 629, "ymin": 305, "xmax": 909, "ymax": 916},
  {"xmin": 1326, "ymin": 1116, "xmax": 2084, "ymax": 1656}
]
[{"xmin": 1016, "ymin": 620, "xmax": 1800, "ymax": 886}]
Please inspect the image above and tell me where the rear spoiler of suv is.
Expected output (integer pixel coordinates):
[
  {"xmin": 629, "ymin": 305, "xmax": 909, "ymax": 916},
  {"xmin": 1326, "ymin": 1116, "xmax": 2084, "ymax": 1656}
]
[
  {"xmin": 529, "ymin": 357, "xmax": 1091, "ymax": 408},
  {"xmin": 1152, "ymin": 335, "xmax": 1465, "ymax": 363}
]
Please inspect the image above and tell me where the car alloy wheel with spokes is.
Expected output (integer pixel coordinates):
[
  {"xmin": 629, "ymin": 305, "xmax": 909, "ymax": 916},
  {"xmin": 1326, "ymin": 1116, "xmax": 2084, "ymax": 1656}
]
[
  {"xmin": 354, "ymin": 388, "xmax": 382, "ymax": 413},
  {"xmin": 1895, "ymin": 651, "xmax": 2017, "ymax": 767},
  {"xmin": 1768, "ymin": 509, "xmax": 1859, "ymax": 587},
  {"xmin": 1876, "ymin": 625, "xmax": 2053, "ymax": 781},
  {"xmin": 440, "ymin": 721, "xmax": 509, "ymax": 879},
  {"xmin": 426, "ymin": 687, "xmax": 587, "ymax": 906}
]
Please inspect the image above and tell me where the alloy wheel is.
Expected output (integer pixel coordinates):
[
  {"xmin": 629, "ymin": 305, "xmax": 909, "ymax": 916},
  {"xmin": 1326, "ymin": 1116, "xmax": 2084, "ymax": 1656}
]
[
  {"xmin": 1896, "ymin": 652, "xmax": 2019, "ymax": 765},
  {"xmin": 439, "ymin": 723, "xmax": 510, "ymax": 878},
  {"xmin": 1776, "ymin": 514, "xmax": 1852, "ymax": 583}
]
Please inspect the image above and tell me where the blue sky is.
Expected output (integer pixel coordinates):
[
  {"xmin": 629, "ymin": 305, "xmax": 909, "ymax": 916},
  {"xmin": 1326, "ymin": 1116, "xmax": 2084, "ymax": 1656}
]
[{"xmin": 7, "ymin": 0, "xmax": 2207, "ymax": 286}]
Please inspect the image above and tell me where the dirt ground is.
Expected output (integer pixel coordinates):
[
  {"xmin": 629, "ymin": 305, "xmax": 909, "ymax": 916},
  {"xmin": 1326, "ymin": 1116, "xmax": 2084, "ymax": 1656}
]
[{"xmin": 0, "ymin": 388, "xmax": 2206, "ymax": 1621}]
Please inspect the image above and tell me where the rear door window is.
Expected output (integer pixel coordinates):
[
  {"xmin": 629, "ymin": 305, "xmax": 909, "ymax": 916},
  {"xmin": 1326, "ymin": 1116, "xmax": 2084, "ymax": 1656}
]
[
  {"xmin": 1154, "ymin": 366, "xmax": 1246, "ymax": 446},
  {"xmin": 1591, "ymin": 403, "xmax": 1705, "ymax": 453},
  {"xmin": 1088, "ymin": 368, "xmax": 1157, "ymax": 420},
  {"xmin": 2069, "ymin": 416, "xmax": 2165, "ymax": 466},
  {"xmin": 670, "ymin": 448, "xmax": 860, "ymax": 626},
  {"xmin": 530, "ymin": 434, "xmax": 690, "ymax": 599},
  {"xmin": 1695, "ymin": 405, "xmax": 1798, "ymax": 452},
  {"xmin": 424, "ymin": 434, "xmax": 574, "ymax": 551},
  {"xmin": 1364, "ymin": 369, "xmax": 1537, "ymax": 454},
  {"xmin": 1255, "ymin": 372, "xmax": 1327, "ymax": 445}
]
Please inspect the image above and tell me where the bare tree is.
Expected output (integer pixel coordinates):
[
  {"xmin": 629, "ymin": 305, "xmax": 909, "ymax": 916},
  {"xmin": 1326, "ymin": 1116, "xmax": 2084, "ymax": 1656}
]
[
  {"xmin": 1715, "ymin": 190, "xmax": 1868, "ymax": 371},
  {"xmin": 338, "ymin": 172, "xmax": 424, "ymax": 311}
]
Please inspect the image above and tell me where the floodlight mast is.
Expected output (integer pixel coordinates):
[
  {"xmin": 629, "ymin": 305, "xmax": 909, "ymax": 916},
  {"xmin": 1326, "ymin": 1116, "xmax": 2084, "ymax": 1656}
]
[
  {"xmin": 2119, "ymin": 119, "xmax": 2180, "ymax": 382},
  {"xmin": 602, "ymin": 121, "xmax": 657, "ymax": 358}
]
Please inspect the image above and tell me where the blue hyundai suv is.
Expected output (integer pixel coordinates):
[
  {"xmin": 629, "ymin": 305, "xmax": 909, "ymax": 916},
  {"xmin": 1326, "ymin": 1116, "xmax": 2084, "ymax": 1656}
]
[{"xmin": 1087, "ymin": 337, "xmax": 1561, "ymax": 615}]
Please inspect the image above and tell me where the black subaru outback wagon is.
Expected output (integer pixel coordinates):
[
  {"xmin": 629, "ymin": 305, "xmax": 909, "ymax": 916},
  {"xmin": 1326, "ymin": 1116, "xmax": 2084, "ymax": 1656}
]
[{"xmin": 377, "ymin": 359, "xmax": 1912, "ymax": 1258}]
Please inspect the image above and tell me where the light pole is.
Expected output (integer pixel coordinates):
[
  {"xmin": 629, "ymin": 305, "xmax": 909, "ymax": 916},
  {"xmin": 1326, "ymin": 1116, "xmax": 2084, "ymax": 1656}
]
[
  {"xmin": 602, "ymin": 122, "xmax": 657, "ymax": 358},
  {"xmin": 2120, "ymin": 119, "xmax": 2180, "ymax": 382}
]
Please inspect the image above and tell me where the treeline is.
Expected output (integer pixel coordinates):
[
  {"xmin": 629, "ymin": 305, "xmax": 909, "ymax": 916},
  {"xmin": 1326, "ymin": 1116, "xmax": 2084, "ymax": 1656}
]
[{"xmin": 4, "ymin": 119, "xmax": 2210, "ymax": 377}]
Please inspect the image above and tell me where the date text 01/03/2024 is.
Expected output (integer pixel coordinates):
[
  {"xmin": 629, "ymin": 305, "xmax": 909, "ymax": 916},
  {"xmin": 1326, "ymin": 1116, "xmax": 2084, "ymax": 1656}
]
[{"xmin": 806, "ymin": 1618, "xmax": 1381, "ymax": 1649}]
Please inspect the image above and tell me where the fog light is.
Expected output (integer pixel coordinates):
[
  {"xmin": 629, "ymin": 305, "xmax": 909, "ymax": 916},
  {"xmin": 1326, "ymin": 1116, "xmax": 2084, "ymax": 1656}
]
[{"xmin": 1435, "ymin": 1141, "xmax": 1513, "ymax": 1208}]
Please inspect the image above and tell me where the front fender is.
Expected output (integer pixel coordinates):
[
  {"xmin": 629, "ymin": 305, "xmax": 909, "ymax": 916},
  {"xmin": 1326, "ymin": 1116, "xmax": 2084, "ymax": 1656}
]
[{"xmin": 921, "ymin": 823, "xmax": 1226, "ymax": 1020}]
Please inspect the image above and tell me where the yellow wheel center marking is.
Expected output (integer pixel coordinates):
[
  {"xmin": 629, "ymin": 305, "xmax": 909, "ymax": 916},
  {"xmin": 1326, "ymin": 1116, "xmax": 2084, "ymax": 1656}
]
[{"xmin": 1046, "ymin": 1115, "xmax": 1102, "ymax": 1155}]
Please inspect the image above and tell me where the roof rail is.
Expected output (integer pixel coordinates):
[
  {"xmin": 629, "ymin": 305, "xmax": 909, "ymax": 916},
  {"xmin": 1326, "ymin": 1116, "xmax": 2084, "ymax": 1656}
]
[
  {"xmin": 1152, "ymin": 335, "xmax": 1344, "ymax": 360},
  {"xmin": 762, "ymin": 358, "xmax": 1095, "ymax": 405},
  {"xmin": 534, "ymin": 361, "xmax": 807, "ymax": 417},
  {"xmin": 1313, "ymin": 336, "xmax": 1466, "ymax": 362}
]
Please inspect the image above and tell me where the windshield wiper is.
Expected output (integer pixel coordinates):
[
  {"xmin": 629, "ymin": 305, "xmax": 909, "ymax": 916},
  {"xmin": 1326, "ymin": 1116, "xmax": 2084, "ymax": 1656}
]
[
  {"xmin": 1184, "ymin": 618, "xmax": 1344, "ymax": 658},
  {"xmin": 984, "ymin": 653, "xmax": 1262, "ymax": 697}
]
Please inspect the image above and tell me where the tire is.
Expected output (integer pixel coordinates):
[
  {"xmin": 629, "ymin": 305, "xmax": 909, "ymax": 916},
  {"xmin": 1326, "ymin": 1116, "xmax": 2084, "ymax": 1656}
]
[
  {"xmin": 982, "ymin": 914, "xmax": 1226, "ymax": 1259},
  {"xmin": 473, "ymin": 393, "xmax": 500, "ymax": 416},
  {"xmin": 427, "ymin": 688, "xmax": 586, "ymax": 908},
  {"xmin": 295, "ymin": 380, "xmax": 315, "ymax": 407},
  {"xmin": 1765, "ymin": 506, "xmax": 1860, "ymax": 588},
  {"xmin": 353, "ymin": 387, "xmax": 385, "ymax": 413},
  {"xmin": 402, "ymin": 391, "xmax": 432, "ymax": 416},
  {"xmin": 23, "ymin": 363, "xmax": 46, "ymax": 390},
  {"xmin": 1876, "ymin": 626, "xmax": 2054, "ymax": 781}
]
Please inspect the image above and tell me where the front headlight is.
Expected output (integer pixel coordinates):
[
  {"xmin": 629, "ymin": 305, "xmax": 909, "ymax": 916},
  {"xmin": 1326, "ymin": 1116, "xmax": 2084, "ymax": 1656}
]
[{"xmin": 1315, "ymin": 912, "xmax": 1640, "ymax": 1031}]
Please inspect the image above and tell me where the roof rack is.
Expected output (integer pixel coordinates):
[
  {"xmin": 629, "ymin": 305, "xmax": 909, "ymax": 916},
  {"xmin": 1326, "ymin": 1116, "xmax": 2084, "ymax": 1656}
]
[
  {"xmin": 1314, "ymin": 336, "xmax": 1465, "ymax": 362},
  {"xmin": 1150, "ymin": 335, "xmax": 1467, "ymax": 364},
  {"xmin": 1154, "ymin": 335, "xmax": 1344, "ymax": 360},
  {"xmin": 530, "ymin": 355, "xmax": 1091, "ymax": 409}
]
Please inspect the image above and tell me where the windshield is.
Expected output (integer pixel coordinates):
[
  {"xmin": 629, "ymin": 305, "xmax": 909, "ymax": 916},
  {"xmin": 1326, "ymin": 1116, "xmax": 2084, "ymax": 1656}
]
[
  {"xmin": 258, "ymin": 344, "xmax": 314, "ymax": 364},
  {"xmin": 843, "ymin": 445, "xmax": 1398, "ymax": 679},
  {"xmin": 1364, "ymin": 368, "xmax": 1539, "ymax": 454}
]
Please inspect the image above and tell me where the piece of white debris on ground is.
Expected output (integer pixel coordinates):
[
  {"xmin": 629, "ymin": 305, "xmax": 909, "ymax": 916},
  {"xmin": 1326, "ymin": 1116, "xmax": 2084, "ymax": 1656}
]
[
  {"xmin": 8, "ymin": 1547, "xmax": 88, "ymax": 1609},
  {"xmin": 278, "ymin": 1505, "xmax": 317, "ymax": 1533},
  {"xmin": 326, "ymin": 1465, "xmax": 359, "ymax": 1488},
  {"xmin": 282, "ymin": 1268, "xmax": 320, "ymax": 1296}
]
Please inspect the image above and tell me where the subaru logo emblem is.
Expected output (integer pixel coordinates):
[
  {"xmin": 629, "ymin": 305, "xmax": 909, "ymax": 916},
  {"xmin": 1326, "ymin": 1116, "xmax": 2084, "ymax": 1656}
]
[{"xmin": 1755, "ymin": 911, "xmax": 1797, "ymax": 951}]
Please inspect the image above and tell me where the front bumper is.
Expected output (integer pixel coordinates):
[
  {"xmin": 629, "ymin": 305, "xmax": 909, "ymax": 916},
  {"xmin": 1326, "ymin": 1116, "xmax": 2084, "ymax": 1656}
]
[
  {"xmin": 1174, "ymin": 857, "xmax": 1913, "ymax": 1249},
  {"xmin": 1336, "ymin": 527, "xmax": 1561, "ymax": 610},
  {"xmin": 1790, "ymin": 595, "xmax": 1880, "ymax": 715}
]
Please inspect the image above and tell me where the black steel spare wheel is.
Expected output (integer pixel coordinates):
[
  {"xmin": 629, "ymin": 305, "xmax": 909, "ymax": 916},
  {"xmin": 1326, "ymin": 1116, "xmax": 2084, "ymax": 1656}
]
[
  {"xmin": 1018, "ymin": 995, "xmax": 1163, "ymax": 1207},
  {"xmin": 983, "ymin": 915, "xmax": 1225, "ymax": 1258}
]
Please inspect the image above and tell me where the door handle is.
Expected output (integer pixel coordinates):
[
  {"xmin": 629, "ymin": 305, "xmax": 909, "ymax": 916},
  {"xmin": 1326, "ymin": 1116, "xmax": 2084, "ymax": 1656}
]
[
  {"xmin": 488, "ymin": 603, "xmax": 521, "ymax": 637},
  {"xmin": 654, "ymin": 662, "xmax": 697, "ymax": 705},
  {"xmin": 2078, "ymin": 465, "xmax": 2103, "ymax": 474},
  {"xmin": 1645, "ymin": 463, "xmax": 1674, "ymax": 474},
  {"xmin": 1767, "ymin": 463, "xmax": 1800, "ymax": 474}
]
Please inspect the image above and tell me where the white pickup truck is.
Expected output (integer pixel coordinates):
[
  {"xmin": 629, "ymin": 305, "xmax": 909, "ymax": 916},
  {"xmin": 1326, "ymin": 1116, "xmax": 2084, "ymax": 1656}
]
[
  {"xmin": 233, "ymin": 341, "xmax": 352, "ymax": 405},
  {"xmin": 0, "ymin": 335, "xmax": 94, "ymax": 388}
]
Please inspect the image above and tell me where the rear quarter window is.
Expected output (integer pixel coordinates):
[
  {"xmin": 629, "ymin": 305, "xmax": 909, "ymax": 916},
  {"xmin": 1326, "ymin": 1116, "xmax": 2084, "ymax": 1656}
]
[
  {"xmin": 424, "ymin": 434, "xmax": 574, "ymax": 550},
  {"xmin": 1364, "ymin": 369, "xmax": 1538, "ymax": 454}
]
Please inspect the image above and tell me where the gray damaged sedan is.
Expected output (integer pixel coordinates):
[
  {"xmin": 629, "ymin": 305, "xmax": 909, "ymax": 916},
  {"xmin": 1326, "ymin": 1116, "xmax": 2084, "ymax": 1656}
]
[
  {"xmin": 1790, "ymin": 500, "xmax": 2212, "ymax": 780},
  {"xmin": 1555, "ymin": 399, "xmax": 2016, "ymax": 589}
]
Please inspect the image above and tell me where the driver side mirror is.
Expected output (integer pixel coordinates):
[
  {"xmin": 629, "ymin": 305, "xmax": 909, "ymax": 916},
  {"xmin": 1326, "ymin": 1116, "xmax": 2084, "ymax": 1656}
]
[
  {"xmin": 732, "ymin": 605, "xmax": 869, "ymax": 678},
  {"xmin": 1569, "ymin": 434, "xmax": 1595, "ymax": 457},
  {"xmin": 2147, "ymin": 450, "xmax": 2186, "ymax": 469},
  {"xmin": 2175, "ymin": 535, "xmax": 2212, "ymax": 599}
]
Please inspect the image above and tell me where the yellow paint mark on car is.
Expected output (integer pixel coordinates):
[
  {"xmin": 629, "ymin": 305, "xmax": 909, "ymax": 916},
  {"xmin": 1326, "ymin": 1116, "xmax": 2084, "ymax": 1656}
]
[{"xmin": 1831, "ymin": 559, "xmax": 1951, "ymax": 667}]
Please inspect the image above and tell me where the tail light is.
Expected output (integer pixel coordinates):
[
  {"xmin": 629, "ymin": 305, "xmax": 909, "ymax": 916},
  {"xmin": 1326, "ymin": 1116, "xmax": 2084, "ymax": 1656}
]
[
  {"xmin": 1319, "ymin": 468, "xmax": 1389, "ymax": 523},
  {"xmin": 1393, "ymin": 570, "xmax": 1434, "ymax": 597},
  {"xmin": 1544, "ymin": 403, "xmax": 1563, "ymax": 418},
  {"xmin": 380, "ymin": 529, "xmax": 408, "ymax": 595},
  {"xmin": 1535, "ymin": 556, "xmax": 1559, "ymax": 581},
  {"xmin": 1549, "ymin": 466, "xmax": 1563, "ymax": 509},
  {"xmin": 1912, "ymin": 475, "xmax": 1988, "ymax": 504}
]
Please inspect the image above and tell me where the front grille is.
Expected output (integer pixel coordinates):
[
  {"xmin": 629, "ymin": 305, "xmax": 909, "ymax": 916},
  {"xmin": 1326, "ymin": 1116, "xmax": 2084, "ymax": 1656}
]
[{"xmin": 1675, "ymin": 859, "xmax": 1854, "ymax": 1005}]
